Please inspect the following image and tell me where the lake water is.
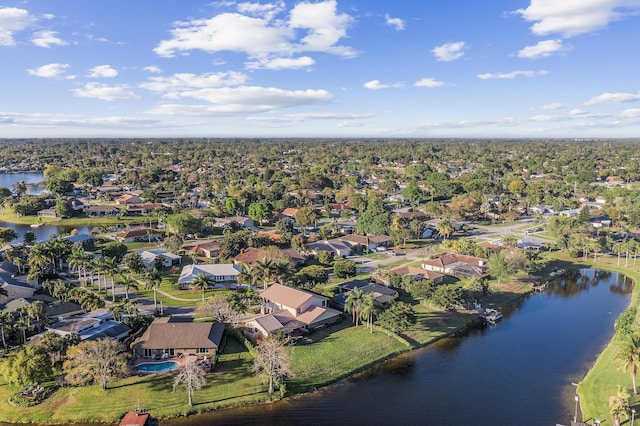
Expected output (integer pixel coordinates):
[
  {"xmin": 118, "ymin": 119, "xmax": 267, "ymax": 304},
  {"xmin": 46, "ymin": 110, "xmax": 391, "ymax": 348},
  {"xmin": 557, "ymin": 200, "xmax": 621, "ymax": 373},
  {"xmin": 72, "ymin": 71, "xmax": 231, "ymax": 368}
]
[
  {"xmin": 162, "ymin": 268, "xmax": 631, "ymax": 426},
  {"xmin": 0, "ymin": 221, "xmax": 92, "ymax": 243},
  {"xmin": 0, "ymin": 172, "xmax": 92, "ymax": 242},
  {"xmin": 0, "ymin": 172, "xmax": 45, "ymax": 194}
]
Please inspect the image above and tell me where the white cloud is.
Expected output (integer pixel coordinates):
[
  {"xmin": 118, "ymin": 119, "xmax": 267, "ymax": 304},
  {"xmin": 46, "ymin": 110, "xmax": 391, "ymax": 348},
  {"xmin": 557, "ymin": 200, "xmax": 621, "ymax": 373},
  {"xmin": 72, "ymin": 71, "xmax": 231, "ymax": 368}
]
[
  {"xmin": 569, "ymin": 108, "xmax": 589, "ymax": 116},
  {"xmin": 620, "ymin": 108, "xmax": 640, "ymax": 118},
  {"xmin": 154, "ymin": 0, "xmax": 355, "ymax": 61},
  {"xmin": 517, "ymin": 39, "xmax": 571, "ymax": 58},
  {"xmin": 31, "ymin": 30, "xmax": 67, "ymax": 48},
  {"xmin": 27, "ymin": 63, "xmax": 74, "ymax": 79},
  {"xmin": 385, "ymin": 14, "xmax": 405, "ymax": 31},
  {"xmin": 414, "ymin": 78, "xmax": 445, "ymax": 88},
  {"xmin": 0, "ymin": 7, "xmax": 36, "ymax": 46},
  {"xmin": 147, "ymin": 86, "xmax": 332, "ymax": 116},
  {"xmin": 87, "ymin": 65, "xmax": 118, "ymax": 78},
  {"xmin": 140, "ymin": 71, "xmax": 248, "ymax": 92},
  {"xmin": 73, "ymin": 83, "xmax": 140, "ymax": 101},
  {"xmin": 585, "ymin": 91, "xmax": 640, "ymax": 105},
  {"xmin": 431, "ymin": 41, "xmax": 465, "ymax": 62},
  {"xmin": 542, "ymin": 102, "xmax": 564, "ymax": 110},
  {"xmin": 477, "ymin": 70, "xmax": 548, "ymax": 79},
  {"xmin": 363, "ymin": 80, "xmax": 403, "ymax": 90},
  {"xmin": 246, "ymin": 56, "xmax": 315, "ymax": 70},
  {"xmin": 143, "ymin": 66, "xmax": 162, "ymax": 73},
  {"xmin": 237, "ymin": 1, "xmax": 285, "ymax": 19},
  {"xmin": 248, "ymin": 111, "xmax": 374, "ymax": 122},
  {"xmin": 515, "ymin": 0, "xmax": 640, "ymax": 38}
]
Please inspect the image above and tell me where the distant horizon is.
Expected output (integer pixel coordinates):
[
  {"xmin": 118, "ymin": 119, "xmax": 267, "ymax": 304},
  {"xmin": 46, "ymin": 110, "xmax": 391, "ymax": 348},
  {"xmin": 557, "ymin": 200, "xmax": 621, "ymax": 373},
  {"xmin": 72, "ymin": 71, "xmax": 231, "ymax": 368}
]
[{"xmin": 1, "ymin": 1, "xmax": 640, "ymax": 138}]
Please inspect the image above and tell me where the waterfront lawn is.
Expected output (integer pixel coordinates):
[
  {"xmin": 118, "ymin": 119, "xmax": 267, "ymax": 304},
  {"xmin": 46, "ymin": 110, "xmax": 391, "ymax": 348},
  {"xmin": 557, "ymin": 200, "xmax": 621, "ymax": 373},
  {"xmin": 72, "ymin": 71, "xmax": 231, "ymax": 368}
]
[
  {"xmin": 0, "ymin": 336, "xmax": 269, "ymax": 424},
  {"xmin": 289, "ymin": 321, "xmax": 407, "ymax": 393},
  {"xmin": 403, "ymin": 304, "xmax": 475, "ymax": 346}
]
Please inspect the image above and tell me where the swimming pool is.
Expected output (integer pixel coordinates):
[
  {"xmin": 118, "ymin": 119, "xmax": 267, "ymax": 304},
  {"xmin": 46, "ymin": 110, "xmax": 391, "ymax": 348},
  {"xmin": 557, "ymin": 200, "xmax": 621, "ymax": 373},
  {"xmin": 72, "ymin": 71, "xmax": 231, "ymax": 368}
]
[{"xmin": 137, "ymin": 361, "xmax": 180, "ymax": 373}]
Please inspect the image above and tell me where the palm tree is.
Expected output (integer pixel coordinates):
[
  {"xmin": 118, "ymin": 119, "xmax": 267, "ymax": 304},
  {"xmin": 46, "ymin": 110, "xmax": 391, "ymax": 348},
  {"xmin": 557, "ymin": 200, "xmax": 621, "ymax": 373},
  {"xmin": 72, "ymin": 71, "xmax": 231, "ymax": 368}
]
[
  {"xmin": 614, "ymin": 333, "xmax": 640, "ymax": 394},
  {"xmin": 359, "ymin": 293, "xmax": 376, "ymax": 333},
  {"xmin": 27, "ymin": 243, "xmax": 51, "ymax": 274},
  {"xmin": 255, "ymin": 259, "xmax": 276, "ymax": 290},
  {"xmin": 68, "ymin": 247, "xmax": 91, "ymax": 285},
  {"xmin": 15, "ymin": 315, "xmax": 30, "ymax": 343},
  {"xmin": 238, "ymin": 263, "xmax": 261, "ymax": 289},
  {"xmin": 119, "ymin": 273, "xmax": 139, "ymax": 300},
  {"xmin": 191, "ymin": 273, "xmax": 213, "ymax": 306},
  {"xmin": 344, "ymin": 287, "xmax": 365, "ymax": 326},
  {"xmin": 123, "ymin": 252, "xmax": 146, "ymax": 275},
  {"xmin": 609, "ymin": 386, "xmax": 630, "ymax": 426},
  {"xmin": 27, "ymin": 300, "xmax": 47, "ymax": 332},
  {"xmin": 0, "ymin": 311, "xmax": 14, "ymax": 348},
  {"xmin": 101, "ymin": 256, "xmax": 120, "ymax": 303},
  {"xmin": 274, "ymin": 260, "xmax": 295, "ymax": 285},
  {"xmin": 142, "ymin": 268, "xmax": 162, "ymax": 312},
  {"xmin": 437, "ymin": 218, "xmax": 454, "ymax": 241}
]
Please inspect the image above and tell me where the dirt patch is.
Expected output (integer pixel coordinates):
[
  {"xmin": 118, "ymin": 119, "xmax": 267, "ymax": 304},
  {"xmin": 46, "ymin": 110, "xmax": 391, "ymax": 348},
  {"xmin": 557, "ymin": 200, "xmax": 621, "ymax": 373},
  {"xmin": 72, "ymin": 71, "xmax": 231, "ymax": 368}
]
[{"xmin": 52, "ymin": 392, "xmax": 77, "ymax": 411}]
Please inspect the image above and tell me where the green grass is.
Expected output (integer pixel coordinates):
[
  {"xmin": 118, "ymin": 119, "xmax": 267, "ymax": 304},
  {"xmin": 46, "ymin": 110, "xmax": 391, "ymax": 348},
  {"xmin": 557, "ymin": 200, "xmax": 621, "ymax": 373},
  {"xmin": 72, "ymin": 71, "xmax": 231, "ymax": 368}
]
[
  {"xmin": 0, "ymin": 336, "xmax": 269, "ymax": 424},
  {"xmin": 289, "ymin": 321, "xmax": 407, "ymax": 393},
  {"xmin": 565, "ymin": 253, "xmax": 640, "ymax": 422}
]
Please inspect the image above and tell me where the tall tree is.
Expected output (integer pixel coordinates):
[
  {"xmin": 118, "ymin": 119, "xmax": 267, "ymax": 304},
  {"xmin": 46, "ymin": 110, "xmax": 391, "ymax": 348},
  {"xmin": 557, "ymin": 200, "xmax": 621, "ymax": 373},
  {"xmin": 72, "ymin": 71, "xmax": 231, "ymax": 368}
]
[
  {"xmin": 344, "ymin": 287, "xmax": 365, "ymax": 326},
  {"xmin": 0, "ymin": 311, "xmax": 13, "ymax": 349},
  {"xmin": 0, "ymin": 345, "xmax": 53, "ymax": 387},
  {"xmin": 173, "ymin": 359, "xmax": 207, "ymax": 406},
  {"xmin": 252, "ymin": 336, "xmax": 292, "ymax": 395},
  {"xmin": 191, "ymin": 272, "xmax": 213, "ymax": 306},
  {"xmin": 614, "ymin": 333, "xmax": 640, "ymax": 395},
  {"xmin": 64, "ymin": 338, "xmax": 128, "ymax": 390},
  {"xmin": 142, "ymin": 268, "xmax": 162, "ymax": 312}
]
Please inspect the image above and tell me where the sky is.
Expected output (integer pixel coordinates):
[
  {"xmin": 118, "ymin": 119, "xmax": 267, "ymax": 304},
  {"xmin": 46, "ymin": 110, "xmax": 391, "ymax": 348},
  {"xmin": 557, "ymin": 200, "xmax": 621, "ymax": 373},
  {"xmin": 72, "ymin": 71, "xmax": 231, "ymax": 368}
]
[{"xmin": 1, "ymin": 0, "xmax": 640, "ymax": 139}]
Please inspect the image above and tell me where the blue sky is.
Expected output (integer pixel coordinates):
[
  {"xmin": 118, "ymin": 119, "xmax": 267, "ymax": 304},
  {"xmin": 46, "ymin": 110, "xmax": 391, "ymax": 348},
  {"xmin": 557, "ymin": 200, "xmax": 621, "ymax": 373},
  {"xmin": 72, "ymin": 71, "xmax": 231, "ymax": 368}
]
[{"xmin": 1, "ymin": 0, "xmax": 640, "ymax": 138}]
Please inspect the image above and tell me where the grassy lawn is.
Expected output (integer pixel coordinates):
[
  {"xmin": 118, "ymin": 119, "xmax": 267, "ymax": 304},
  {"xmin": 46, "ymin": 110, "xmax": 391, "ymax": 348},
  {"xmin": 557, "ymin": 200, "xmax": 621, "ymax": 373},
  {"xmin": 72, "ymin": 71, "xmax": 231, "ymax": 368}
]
[
  {"xmin": 403, "ymin": 304, "xmax": 476, "ymax": 346},
  {"xmin": 289, "ymin": 321, "xmax": 407, "ymax": 393},
  {"xmin": 0, "ymin": 210, "xmax": 148, "ymax": 227},
  {"xmin": 564, "ymin": 253, "xmax": 640, "ymax": 422},
  {"xmin": 0, "ymin": 336, "xmax": 269, "ymax": 424}
]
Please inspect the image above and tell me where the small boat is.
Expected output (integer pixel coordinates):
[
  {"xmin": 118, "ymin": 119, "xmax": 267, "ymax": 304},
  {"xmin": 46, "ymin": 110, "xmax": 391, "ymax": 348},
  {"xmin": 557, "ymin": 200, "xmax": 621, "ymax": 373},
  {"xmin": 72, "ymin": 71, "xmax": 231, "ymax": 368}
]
[
  {"xmin": 30, "ymin": 223, "xmax": 43, "ymax": 228},
  {"xmin": 484, "ymin": 308, "xmax": 503, "ymax": 324}
]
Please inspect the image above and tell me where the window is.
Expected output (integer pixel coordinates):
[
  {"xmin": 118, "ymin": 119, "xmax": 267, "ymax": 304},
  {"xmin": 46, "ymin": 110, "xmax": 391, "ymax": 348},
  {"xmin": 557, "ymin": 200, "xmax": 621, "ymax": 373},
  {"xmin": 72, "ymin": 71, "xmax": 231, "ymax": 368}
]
[{"xmin": 197, "ymin": 348, "xmax": 208, "ymax": 354}]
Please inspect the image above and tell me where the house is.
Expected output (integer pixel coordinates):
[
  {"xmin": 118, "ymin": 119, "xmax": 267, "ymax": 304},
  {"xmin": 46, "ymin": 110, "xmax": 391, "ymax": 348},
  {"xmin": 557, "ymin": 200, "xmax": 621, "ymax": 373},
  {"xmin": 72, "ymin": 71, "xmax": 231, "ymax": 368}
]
[
  {"xmin": 2, "ymin": 295, "xmax": 84, "ymax": 321},
  {"xmin": 233, "ymin": 247, "xmax": 306, "ymax": 266},
  {"xmin": 126, "ymin": 202, "xmax": 163, "ymax": 215},
  {"xmin": 421, "ymin": 253, "xmax": 488, "ymax": 279},
  {"xmin": 308, "ymin": 238, "xmax": 352, "ymax": 258},
  {"xmin": 338, "ymin": 234, "xmax": 392, "ymax": 252},
  {"xmin": 387, "ymin": 265, "xmax": 444, "ymax": 284},
  {"xmin": 177, "ymin": 264, "xmax": 242, "ymax": 289},
  {"xmin": 394, "ymin": 210, "xmax": 428, "ymax": 221},
  {"xmin": 116, "ymin": 194, "xmax": 143, "ymax": 205},
  {"xmin": 138, "ymin": 249, "xmax": 182, "ymax": 270},
  {"xmin": 133, "ymin": 317, "xmax": 225, "ymax": 359},
  {"xmin": 46, "ymin": 308, "xmax": 130, "ymax": 341},
  {"xmin": 246, "ymin": 284, "xmax": 341, "ymax": 338},
  {"xmin": 87, "ymin": 205, "xmax": 120, "ymax": 217},
  {"xmin": 64, "ymin": 233, "xmax": 95, "ymax": 247},
  {"xmin": 214, "ymin": 216, "xmax": 255, "ymax": 230},
  {"xmin": 0, "ymin": 274, "xmax": 37, "ymax": 304},
  {"xmin": 281, "ymin": 207, "xmax": 300, "ymax": 218},
  {"xmin": 116, "ymin": 227, "xmax": 164, "ymax": 243},
  {"xmin": 187, "ymin": 240, "xmax": 222, "ymax": 259},
  {"xmin": 37, "ymin": 208, "xmax": 57, "ymax": 218},
  {"xmin": 334, "ymin": 279, "xmax": 399, "ymax": 308}
]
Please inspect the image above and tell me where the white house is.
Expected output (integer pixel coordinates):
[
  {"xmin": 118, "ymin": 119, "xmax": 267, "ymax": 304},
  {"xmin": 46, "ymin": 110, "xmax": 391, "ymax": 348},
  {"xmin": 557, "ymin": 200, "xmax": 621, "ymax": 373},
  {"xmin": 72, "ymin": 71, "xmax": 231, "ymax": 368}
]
[
  {"xmin": 177, "ymin": 264, "xmax": 242, "ymax": 289},
  {"xmin": 138, "ymin": 249, "xmax": 182, "ymax": 270},
  {"xmin": 0, "ymin": 274, "xmax": 36, "ymax": 304}
]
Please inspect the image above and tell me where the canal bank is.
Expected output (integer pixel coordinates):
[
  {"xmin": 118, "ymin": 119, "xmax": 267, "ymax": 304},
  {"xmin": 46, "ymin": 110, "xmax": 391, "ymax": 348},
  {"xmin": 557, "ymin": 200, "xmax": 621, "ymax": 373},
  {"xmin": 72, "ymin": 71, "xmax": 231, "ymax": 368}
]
[{"xmin": 0, "ymin": 256, "xmax": 630, "ymax": 425}]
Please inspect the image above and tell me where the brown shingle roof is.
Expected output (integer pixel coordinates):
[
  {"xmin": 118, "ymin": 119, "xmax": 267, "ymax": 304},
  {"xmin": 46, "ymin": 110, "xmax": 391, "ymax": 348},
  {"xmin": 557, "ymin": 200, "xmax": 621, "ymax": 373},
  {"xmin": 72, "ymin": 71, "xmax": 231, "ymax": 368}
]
[
  {"xmin": 135, "ymin": 320, "xmax": 224, "ymax": 350},
  {"xmin": 260, "ymin": 283, "xmax": 319, "ymax": 310}
]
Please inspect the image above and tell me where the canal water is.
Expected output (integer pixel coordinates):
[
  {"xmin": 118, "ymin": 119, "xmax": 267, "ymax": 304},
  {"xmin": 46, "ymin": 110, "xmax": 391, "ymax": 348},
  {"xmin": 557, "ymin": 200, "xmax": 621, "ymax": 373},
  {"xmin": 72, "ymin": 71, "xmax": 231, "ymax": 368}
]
[{"xmin": 162, "ymin": 268, "xmax": 631, "ymax": 426}]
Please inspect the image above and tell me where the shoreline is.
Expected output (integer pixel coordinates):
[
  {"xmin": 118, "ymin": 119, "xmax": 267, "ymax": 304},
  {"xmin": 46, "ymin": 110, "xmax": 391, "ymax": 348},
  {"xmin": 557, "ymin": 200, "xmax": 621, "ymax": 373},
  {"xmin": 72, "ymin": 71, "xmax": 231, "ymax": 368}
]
[{"xmin": 2, "ymin": 257, "xmax": 623, "ymax": 425}]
